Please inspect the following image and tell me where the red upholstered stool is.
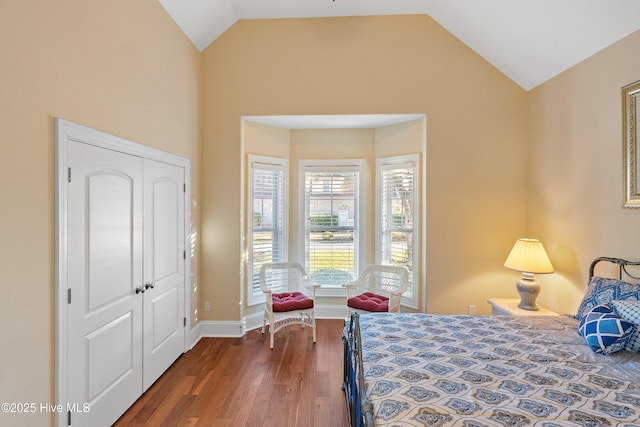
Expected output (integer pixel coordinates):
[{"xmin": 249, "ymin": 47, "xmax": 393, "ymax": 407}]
[
  {"xmin": 272, "ymin": 292, "xmax": 314, "ymax": 312},
  {"xmin": 347, "ymin": 292, "xmax": 389, "ymax": 312}
]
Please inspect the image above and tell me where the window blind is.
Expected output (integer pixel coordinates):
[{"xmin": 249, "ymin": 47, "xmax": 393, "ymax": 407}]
[
  {"xmin": 379, "ymin": 158, "xmax": 417, "ymax": 295},
  {"xmin": 249, "ymin": 159, "xmax": 286, "ymax": 300},
  {"xmin": 304, "ymin": 167, "xmax": 360, "ymax": 287}
]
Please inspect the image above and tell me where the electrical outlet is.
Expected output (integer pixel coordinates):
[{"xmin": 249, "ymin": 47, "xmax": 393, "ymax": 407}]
[
  {"xmin": 204, "ymin": 301, "xmax": 211, "ymax": 312},
  {"xmin": 468, "ymin": 305, "xmax": 476, "ymax": 315}
]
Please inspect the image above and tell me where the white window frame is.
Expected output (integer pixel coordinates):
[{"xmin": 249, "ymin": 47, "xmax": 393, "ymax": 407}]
[
  {"xmin": 247, "ymin": 155, "xmax": 288, "ymax": 306},
  {"xmin": 376, "ymin": 154, "xmax": 419, "ymax": 309},
  {"xmin": 299, "ymin": 159, "xmax": 365, "ymax": 296}
]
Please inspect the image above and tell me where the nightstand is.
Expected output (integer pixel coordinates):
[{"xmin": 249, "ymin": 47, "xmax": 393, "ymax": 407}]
[{"xmin": 487, "ymin": 298, "xmax": 558, "ymax": 316}]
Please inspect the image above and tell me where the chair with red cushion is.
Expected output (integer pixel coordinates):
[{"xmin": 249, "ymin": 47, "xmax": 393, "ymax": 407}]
[
  {"xmin": 260, "ymin": 262, "xmax": 320, "ymax": 349},
  {"xmin": 343, "ymin": 264, "xmax": 409, "ymax": 315}
]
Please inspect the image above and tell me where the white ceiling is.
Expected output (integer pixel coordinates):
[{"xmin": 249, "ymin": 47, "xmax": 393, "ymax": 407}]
[{"xmin": 158, "ymin": 0, "xmax": 640, "ymax": 91}]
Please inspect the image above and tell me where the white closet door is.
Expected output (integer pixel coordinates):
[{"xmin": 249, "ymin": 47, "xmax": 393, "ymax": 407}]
[
  {"xmin": 67, "ymin": 141, "xmax": 143, "ymax": 426},
  {"xmin": 142, "ymin": 159, "xmax": 185, "ymax": 390}
]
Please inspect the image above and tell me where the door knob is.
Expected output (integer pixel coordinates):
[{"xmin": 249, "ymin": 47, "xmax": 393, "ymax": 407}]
[
  {"xmin": 145, "ymin": 282, "xmax": 155, "ymax": 290},
  {"xmin": 135, "ymin": 286, "xmax": 145, "ymax": 294}
]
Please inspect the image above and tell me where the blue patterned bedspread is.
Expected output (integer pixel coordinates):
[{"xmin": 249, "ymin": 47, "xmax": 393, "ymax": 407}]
[{"xmin": 357, "ymin": 313, "xmax": 640, "ymax": 426}]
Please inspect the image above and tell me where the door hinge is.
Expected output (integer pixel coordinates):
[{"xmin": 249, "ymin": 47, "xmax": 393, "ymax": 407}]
[
  {"xmin": 183, "ymin": 183, "xmax": 186, "ymax": 193},
  {"xmin": 68, "ymin": 167, "xmax": 71, "ymax": 183},
  {"xmin": 183, "ymin": 250, "xmax": 186, "ymax": 260},
  {"xmin": 67, "ymin": 288, "xmax": 72, "ymax": 304},
  {"xmin": 184, "ymin": 317, "xmax": 187, "ymax": 327}
]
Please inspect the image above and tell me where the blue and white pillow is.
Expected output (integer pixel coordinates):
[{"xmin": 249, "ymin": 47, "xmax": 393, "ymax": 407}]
[
  {"xmin": 578, "ymin": 304, "xmax": 634, "ymax": 355},
  {"xmin": 612, "ymin": 299, "xmax": 640, "ymax": 353},
  {"xmin": 576, "ymin": 276, "xmax": 640, "ymax": 320}
]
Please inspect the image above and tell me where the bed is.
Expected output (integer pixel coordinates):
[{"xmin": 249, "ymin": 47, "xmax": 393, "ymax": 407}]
[{"xmin": 342, "ymin": 257, "xmax": 640, "ymax": 426}]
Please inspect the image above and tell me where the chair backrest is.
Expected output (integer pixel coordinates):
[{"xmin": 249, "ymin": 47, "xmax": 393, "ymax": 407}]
[
  {"xmin": 362, "ymin": 264, "xmax": 409, "ymax": 296},
  {"xmin": 259, "ymin": 262, "xmax": 310, "ymax": 294}
]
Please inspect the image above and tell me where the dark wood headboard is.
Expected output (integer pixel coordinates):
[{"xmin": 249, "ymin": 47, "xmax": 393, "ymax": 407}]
[{"xmin": 589, "ymin": 257, "xmax": 640, "ymax": 281}]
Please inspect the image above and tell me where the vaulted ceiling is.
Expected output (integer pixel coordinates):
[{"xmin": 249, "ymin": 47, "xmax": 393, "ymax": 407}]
[{"xmin": 158, "ymin": 0, "xmax": 640, "ymax": 91}]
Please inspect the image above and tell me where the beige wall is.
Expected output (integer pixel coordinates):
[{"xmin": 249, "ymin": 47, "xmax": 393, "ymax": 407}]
[
  {"xmin": 244, "ymin": 121, "xmax": 291, "ymax": 158},
  {"xmin": 201, "ymin": 15, "xmax": 529, "ymax": 321},
  {"xmin": 375, "ymin": 120, "xmax": 424, "ymax": 157},
  {"xmin": 528, "ymin": 29, "xmax": 640, "ymax": 314},
  {"xmin": 0, "ymin": 1, "xmax": 200, "ymax": 425}
]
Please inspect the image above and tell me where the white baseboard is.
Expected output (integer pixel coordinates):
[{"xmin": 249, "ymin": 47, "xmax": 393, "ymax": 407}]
[
  {"xmin": 199, "ymin": 320, "xmax": 245, "ymax": 338},
  {"xmin": 188, "ymin": 323, "xmax": 202, "ymax": 349},
  {"xmin": 243, "ymin": 311, "xmax": 264, "ymax": 332},
  {"xmin": 316, "ymin": 303, "xmax": 349, "ymax": 320},
  {"xmin": 191, "ymin": 304, "xmax": 349, "ymax": 343}
]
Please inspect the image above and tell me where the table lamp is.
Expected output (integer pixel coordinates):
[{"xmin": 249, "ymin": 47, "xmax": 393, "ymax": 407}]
[{"xmin": 504, "ymin": 238, "xmax": 554, "ymax": 311}]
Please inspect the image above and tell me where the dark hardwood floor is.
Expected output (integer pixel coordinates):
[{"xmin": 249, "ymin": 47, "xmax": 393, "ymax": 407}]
[{"xmin": 114, "ymin": 319, "xmax": 349, "ymax": 427}]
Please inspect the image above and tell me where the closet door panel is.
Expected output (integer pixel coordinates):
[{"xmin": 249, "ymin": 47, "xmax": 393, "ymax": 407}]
[
  {"xmin": 86, "ymin": 171, "xmax": 136, "ymax": 310},
  {"xmin": 67, "ymin": 141, "xmax": 143, "ymax": 427},
  {"xmin": 143, "ymin": 159, "xmax": 185, "ymax": 391}
]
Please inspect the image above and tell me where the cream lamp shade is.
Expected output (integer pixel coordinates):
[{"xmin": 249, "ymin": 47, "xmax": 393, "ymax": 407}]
[{"xmin": 504, "ymin": 238, "xmax": 554, "ymax": 311}]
